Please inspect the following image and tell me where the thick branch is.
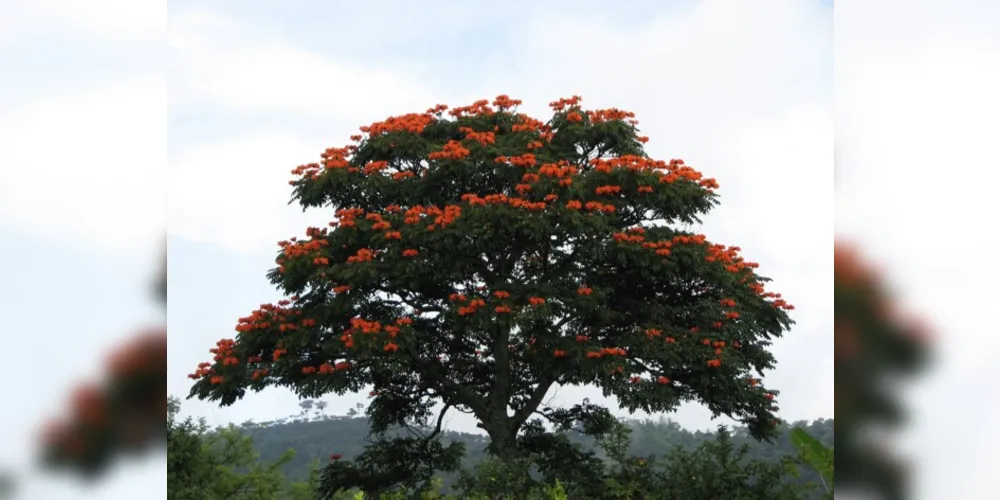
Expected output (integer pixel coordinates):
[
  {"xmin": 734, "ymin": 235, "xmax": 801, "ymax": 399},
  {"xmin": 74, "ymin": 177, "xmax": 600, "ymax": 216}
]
[
  {"xmin": 512, "ymin": 373, "xmax": 557, "ymax": 428},
  {"xmin": 403, "ymin": 344, "xmax": 489, "ymax": 417}
]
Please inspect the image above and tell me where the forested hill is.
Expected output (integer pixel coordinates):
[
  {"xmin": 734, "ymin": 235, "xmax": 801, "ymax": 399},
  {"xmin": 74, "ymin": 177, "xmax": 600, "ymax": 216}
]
[{"xmin": 222, "ymin": 402, "xmax": 833, "ymax": 491}]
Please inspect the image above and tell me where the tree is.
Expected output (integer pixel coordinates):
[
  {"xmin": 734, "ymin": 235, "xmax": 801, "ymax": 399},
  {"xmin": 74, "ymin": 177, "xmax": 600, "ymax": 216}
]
[
  {"xmin": 188, "ymin": 95, "xmax": 796, "ymax": 496},
  {"xmin": 167, "ymin": 395, "xmax": 318, "ymax": 500}
]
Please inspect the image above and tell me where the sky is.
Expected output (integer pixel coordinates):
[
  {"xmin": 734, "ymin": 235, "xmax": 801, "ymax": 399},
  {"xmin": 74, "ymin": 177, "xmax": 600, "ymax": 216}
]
[{"xmin": 31, "ymin": 0, "xmax": 1000, "ymax": 498}]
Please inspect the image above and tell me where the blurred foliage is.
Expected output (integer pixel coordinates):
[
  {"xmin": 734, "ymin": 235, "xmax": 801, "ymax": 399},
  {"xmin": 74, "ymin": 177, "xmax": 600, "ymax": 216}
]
[
  {"xmin": 835, "ymin": 241, "xmax": 929, "ymax": 499},
  {"xmin": 39, "ymin": 255, "xmax": 167, "ymax": 477}
]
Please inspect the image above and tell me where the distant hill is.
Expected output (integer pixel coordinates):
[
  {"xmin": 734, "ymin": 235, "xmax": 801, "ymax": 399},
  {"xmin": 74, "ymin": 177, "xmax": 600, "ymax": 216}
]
[{"xmin": 221, "ymin": 404, "xmax": 833, "ymax": 495}]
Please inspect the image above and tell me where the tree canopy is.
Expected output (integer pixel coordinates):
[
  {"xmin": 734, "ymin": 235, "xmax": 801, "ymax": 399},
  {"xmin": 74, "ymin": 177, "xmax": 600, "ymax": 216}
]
[{"xmin": 188, "ymin": 94, "xmax": 796, "ymax": 495}]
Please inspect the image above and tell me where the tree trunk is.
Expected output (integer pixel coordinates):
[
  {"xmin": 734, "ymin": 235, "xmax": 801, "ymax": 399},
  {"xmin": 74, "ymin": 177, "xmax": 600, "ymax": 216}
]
[{"xmin": 483, "ymin": 418, "xmax": 520, "ymax": 461}]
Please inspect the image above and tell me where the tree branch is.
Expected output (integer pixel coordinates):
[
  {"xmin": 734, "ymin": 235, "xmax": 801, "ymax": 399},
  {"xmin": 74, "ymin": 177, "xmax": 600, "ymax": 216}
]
[{"xmin": 512, "ymin": 373, "xmax": 557, "ymax": 428}]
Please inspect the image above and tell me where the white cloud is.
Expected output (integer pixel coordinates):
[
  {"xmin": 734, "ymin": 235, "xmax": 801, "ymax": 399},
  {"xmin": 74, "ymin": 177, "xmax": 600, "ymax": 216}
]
[
  {"xmin": 0, "ymin": 0, "xmax": 164, "ymax": 47},
  {"xmin": 0, "ymin": 73, "xmax": 166, "ymax": 257},
  {"xmin": 168, "ymin": 134, "xmax": 334, "ymax": 254},
  {"xmin": 169, "ymin": 9, "xmax": 438, "ymax": 120}
]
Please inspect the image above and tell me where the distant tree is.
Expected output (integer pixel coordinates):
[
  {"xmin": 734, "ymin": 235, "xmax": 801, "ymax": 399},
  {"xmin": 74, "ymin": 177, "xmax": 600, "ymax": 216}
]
[
  {"xmin": 189, "ymin": 95, "xmax": 795, "ymax": 496},
  {"xmin": 167, "ymin": 396, "xmax": 317, "ymax": 500}
]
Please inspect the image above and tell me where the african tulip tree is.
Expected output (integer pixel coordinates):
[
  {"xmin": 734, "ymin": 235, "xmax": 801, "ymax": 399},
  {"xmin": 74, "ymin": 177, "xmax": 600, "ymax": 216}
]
[{"xmin": 189, "ymin": 95, "xmax": 795, "ymax": 492}]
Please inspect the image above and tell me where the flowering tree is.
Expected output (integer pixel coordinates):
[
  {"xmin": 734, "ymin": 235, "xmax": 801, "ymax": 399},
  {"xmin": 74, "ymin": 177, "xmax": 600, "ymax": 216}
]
[{"xmin": 188, "ymin": 95, "xmax": 795, "ymax": 495}]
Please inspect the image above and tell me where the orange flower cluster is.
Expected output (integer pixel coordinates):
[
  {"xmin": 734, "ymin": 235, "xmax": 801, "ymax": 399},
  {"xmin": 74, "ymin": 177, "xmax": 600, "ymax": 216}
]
[
  {"xmin": 290, "ymin": 162, "xmax": 322, "ymax": 182},
  {"xmin": 460, "ymin": 192, "xmax": 546, "ymax": 211},
  {"xmin": 360, "ymin": 112, "xmax": 434, "ymax": 137},
  {"xmin": 362, "ymin": 161, "xmax": 389, "ymax": 175},
  {"xmin": 455, "ymin": 295, "xmax": 488, "ymax": 315},
  {"xmin": 613, "ymin": 227, "xmax": 648, "ymax": 244},
  {"xmin": 449, "ymin": 99, "xmax": 495, "ymax": 118},
  {"xmin": 595, "ymin": 185, "xmax": 622, "ymax": 195},
  {"xmin": 402, "ymin": 248, "xmax": 419, "ymax": 257},
  {"xmin": 428, "ymin": 140, "xmax": 471, "ymax": 160},
  {"xmin": 232, "ymin": 301, "xmax": 303, "ymax": 334},
  {"xmin": 584, "ymin": 201, "xmax": 615, "ymax": 213},
  {"xmin": 537, "ymin": 161, "xmax": 577, "ymax": 186},
  {"xmin": 586, "ymin": 347, "xmax": 627, "ymax": 358},
  {"xmin": 587, "ymin": 156, "xmax": 720, "ymax": 192},
  {"xmin": 459, "ymin": 126, "xmax": 497, "ymax": 146},
  {"xmin": 302, "ymin": 361, "xmax": 351, "ymax": 376},
  {"xmin": 332, "ymin": 317, "xmax": 413, "ymax": 354},
  {"xmin": 587, "ymin": 108, "xmax": 638, "ymax": 125},
  {"xmin": 494, "ymin": 153, "xmax": 538, "ymax": 168},
  {"xmin": 492, "ymin": 94, "xmax": 523, "ymax": 109},
  {"xmin": 347, "ymin": 248, "xmax": 375, "ymax": 263},
  {"xmin": 549, "ymin": 95, "xmax": 583, "ymax": 111},
  {"xmin": 321, "ymin": 146, "xmax": 354, "ymax": 171}
]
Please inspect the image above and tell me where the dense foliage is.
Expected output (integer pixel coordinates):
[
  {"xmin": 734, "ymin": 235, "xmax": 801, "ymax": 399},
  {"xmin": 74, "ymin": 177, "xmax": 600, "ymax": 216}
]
[
  {"xmin": 168, "ymin": 396, "xmax": 317, "ymax": 500},
  {"xmin": 172, "ymin": 397, "xmax": 832, "ymax": 499},
  {"xmin": 236, "ymin": 399, "xmax": 832, "ymax": 495},
  {"xmin": 188, "ymin": 95, "xmax": 797, "ymax": 496}
]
